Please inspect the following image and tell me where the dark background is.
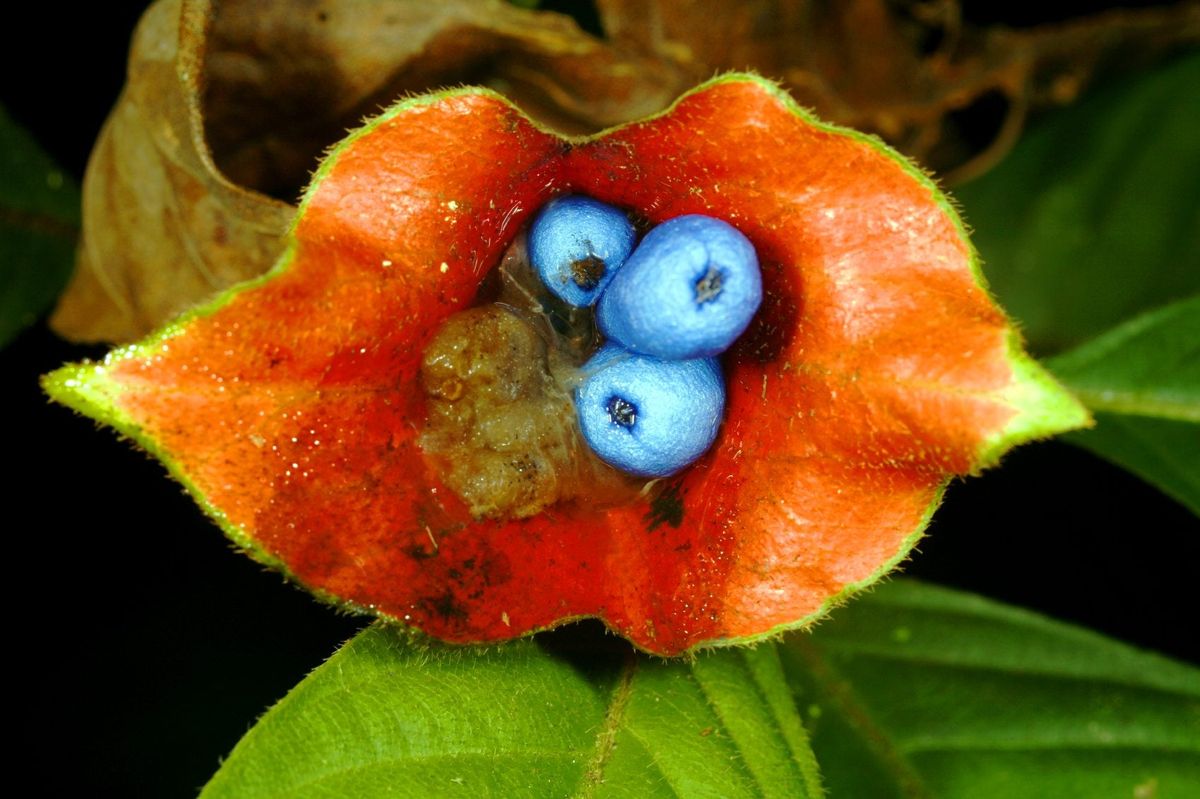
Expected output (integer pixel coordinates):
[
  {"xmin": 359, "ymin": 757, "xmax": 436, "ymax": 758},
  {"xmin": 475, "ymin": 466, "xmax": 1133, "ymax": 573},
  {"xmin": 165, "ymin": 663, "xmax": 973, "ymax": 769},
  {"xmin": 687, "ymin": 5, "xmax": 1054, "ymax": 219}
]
[{"xmin": 3, "ymin": 2, "xmax": 1197, "ymax": 796}]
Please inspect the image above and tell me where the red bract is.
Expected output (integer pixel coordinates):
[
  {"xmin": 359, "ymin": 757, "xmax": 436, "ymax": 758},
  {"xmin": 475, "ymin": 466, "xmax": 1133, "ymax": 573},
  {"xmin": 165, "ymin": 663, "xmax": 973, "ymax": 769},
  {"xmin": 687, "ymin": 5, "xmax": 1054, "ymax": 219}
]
[{"xmin": 46, "ymin": 75, "xmax": 1086, "ymax": 655}]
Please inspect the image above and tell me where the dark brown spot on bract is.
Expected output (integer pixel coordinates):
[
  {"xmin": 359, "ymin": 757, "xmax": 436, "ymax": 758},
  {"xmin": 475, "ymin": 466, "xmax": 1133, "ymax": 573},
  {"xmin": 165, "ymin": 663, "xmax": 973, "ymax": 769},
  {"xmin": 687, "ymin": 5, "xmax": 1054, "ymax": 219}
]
[
  {"xmin": 736, "ymin": 266, "xmax": 801, "ymax": 364},
  {"xmin": 405, "ymin": 543, "xmax": 438, "ymax": 560},
  {"xmin": 646, "ymin": 481, "xmax": 686, "ymax": 531},
  {"xmin": 421, "ymin": 590, "xmax": 468, "ymax": 623}
]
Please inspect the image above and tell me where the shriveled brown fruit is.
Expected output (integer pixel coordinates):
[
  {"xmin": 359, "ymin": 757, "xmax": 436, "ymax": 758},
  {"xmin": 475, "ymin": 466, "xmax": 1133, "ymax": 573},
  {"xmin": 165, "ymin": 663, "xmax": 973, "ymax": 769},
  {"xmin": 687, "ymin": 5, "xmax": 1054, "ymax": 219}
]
[{"xmin": 52, "ymin": 0, "xmax": 1199, "ymax": 343}]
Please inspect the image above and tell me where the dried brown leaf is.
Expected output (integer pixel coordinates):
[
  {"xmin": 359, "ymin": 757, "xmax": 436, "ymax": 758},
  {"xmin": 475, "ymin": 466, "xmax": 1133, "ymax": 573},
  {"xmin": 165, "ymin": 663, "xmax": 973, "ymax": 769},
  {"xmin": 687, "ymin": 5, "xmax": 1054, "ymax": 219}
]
[
  {"xmin": 53, "ymin": 0, "xmax": 1199, "ymax": 343},
  {"xmin": 200, "ymin": 0, "xmax": 681, "ymax": 199},
  {"xmin": 594, "ymin": 0, "xmax": 1200, "ymax": 182},
  {"xmin": 53, "ymin": 0, "xmax": 675, "ymax": 342},
  {"xmin": 51, "ymin": 0, "xmax": 292, "ymax": 343}
]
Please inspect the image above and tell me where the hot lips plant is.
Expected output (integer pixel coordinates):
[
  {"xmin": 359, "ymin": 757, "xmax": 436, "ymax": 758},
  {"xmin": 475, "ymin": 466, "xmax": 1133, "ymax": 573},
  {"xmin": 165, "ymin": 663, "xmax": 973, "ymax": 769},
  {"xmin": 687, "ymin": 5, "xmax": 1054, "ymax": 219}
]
[{"xmin": 45, "ymin": 74, "xmax": 1086, "ymax": 657}]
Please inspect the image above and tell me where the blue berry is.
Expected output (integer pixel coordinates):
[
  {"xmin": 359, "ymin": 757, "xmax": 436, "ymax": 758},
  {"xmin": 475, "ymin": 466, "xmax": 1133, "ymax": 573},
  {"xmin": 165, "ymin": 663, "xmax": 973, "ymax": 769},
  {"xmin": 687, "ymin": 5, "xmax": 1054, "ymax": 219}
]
[
  {"xmin": 596, "ymin": 214, "xmax": 761, "ymax": 359},
  {"xmin": 528, "ymin": 195, "xmax": 637, "ymax": 307},
  {"xmin": 575, "ymin": 344, "xmax": 725, "ymax": 477}
]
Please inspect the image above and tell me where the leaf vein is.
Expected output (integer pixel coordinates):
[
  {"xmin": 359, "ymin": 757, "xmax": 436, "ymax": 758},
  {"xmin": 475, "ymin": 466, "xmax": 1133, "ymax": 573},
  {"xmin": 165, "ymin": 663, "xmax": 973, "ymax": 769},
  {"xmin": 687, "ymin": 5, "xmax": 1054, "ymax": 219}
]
[
  {"xmin": 573, "ymin": 650, "xmax": 638, "ymax": 799},
  {"xmin": 811, "ymin": 645, "xmax": 1200, "ymax": 697},
  {"xmin": 789, "ymin": 638, "xmax": 934, "ymax": 799}
]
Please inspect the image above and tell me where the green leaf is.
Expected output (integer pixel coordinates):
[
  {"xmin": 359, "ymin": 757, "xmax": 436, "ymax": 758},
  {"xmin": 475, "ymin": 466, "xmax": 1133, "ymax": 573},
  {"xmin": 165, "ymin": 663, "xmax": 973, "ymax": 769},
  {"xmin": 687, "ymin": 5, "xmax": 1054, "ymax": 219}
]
[
  {"xmin": 201, "ymin": 628, "xmax": 824, "ymax": 798},
  {"xmin": 1048, "ymin": 295, "xmax": 1200, "ymax": 515},
  {"xmin": 781, "ymin": 579, "xmax": 1200, "ymax": 799},
  {"xmin": 956, "ymin": 53, "xmax": 1200, "ymax": 355},
  {"xmin": 0, "ymin": 103, "xmax": 80, "ymax": 347}
]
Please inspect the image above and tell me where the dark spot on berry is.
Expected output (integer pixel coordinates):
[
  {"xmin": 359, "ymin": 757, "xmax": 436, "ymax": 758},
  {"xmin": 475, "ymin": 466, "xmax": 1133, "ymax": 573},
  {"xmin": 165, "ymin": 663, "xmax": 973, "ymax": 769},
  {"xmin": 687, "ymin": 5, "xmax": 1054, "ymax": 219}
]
[
  {"xmin": 570, "ymin": 253, "xmax": 606, "ymax": 289},
  {"xmin": 607, "ymin": 396, "xmax": 637, "ymax": 428},
  {"xmin": 695, "ymin": 265, "xmax": 723, "ymax": 304}
]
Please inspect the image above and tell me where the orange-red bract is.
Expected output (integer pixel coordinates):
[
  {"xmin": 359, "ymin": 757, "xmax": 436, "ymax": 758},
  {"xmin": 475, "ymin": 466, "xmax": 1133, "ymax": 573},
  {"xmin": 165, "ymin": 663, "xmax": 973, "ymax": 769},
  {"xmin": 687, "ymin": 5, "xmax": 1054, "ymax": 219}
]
[{"xmin": 47, "ymin": 75, "xmax": 1085, "ymax": 655}]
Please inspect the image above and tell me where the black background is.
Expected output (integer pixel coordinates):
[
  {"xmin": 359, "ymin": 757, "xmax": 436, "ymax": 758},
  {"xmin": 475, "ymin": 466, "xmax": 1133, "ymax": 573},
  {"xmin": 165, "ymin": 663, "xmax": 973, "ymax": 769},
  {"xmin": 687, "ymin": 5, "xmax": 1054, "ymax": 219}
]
[{"xmin": 3, "ymin": 3, "xmax": 1197, "ymax": 796}]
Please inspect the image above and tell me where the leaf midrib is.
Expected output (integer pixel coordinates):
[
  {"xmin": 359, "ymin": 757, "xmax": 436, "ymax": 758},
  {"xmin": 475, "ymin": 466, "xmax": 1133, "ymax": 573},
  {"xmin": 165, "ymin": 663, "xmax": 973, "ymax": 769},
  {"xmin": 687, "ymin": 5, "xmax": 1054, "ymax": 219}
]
[
  {"xmin": 1079, "ymin": 413, "xmax": 1200, "ymax": 500},
  {"xmin": 789, "ymin": 637, "xmax": 934, "ymax": 799},
  {"xmin": 574, "ymin": 651, "xmax": 639, "ymax": 798},
  {"xmin": 810, "ymin": 644, "xmax": 1200, "ymax": 698},
  {"xmin": 1062, "ymin": 386, "xmax": 1200, "ymax": 423}
]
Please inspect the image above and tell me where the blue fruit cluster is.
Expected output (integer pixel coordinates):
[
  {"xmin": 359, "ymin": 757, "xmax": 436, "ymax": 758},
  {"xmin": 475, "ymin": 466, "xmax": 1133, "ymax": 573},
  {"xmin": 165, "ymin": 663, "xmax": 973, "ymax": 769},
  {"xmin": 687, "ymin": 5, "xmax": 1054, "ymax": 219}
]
[{"xmin": 528, "ymin": 195, "xmax": 762, "ymax": 477}]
